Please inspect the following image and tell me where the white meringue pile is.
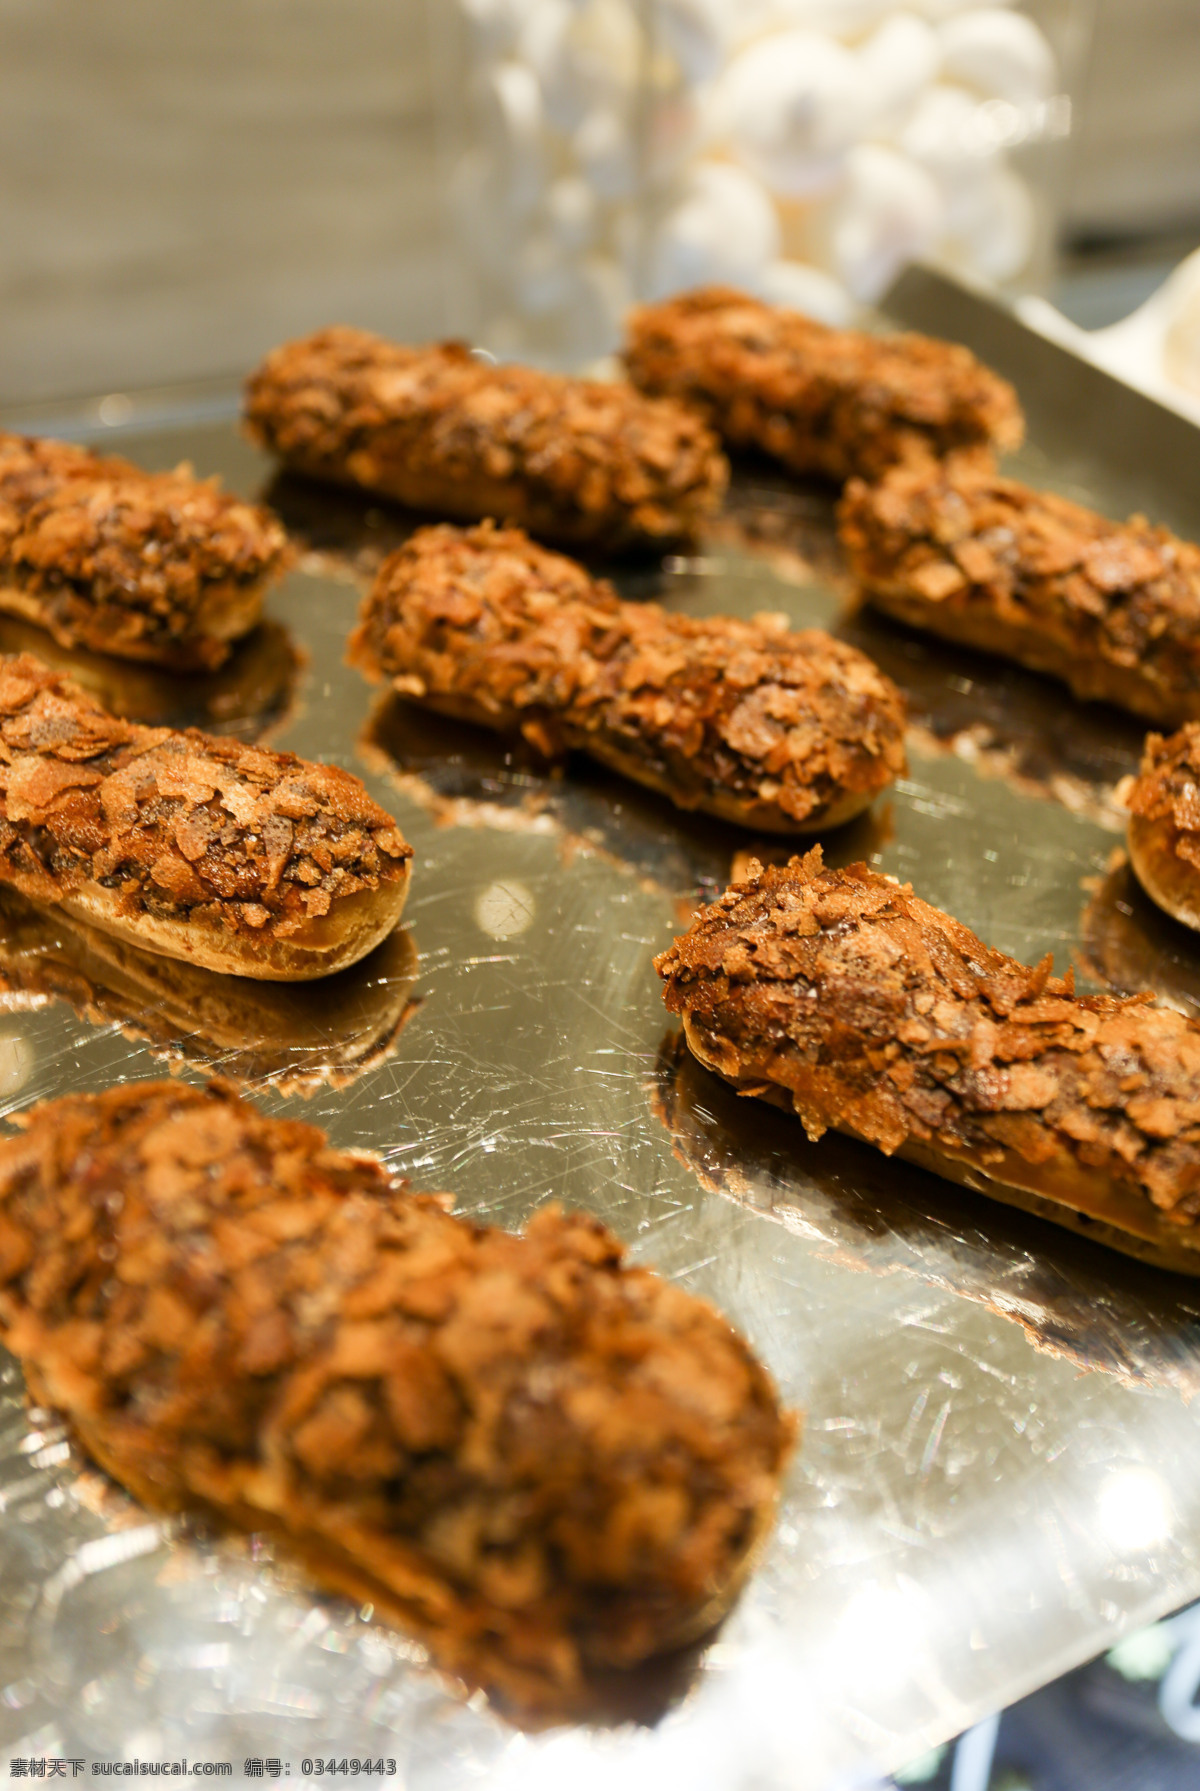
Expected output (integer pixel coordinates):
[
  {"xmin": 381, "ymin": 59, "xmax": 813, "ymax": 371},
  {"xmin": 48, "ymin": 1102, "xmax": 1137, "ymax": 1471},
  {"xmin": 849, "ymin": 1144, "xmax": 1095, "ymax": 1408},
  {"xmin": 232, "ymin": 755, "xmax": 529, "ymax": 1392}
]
[{"xmin": 452, "ymin": 0, "xmax": 1068, "ymax": 359}]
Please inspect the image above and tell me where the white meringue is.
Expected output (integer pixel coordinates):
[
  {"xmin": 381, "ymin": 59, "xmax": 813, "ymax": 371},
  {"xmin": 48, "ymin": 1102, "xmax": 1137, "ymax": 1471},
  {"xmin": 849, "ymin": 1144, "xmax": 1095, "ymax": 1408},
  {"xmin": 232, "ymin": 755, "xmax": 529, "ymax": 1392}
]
[
  {"xmin": 900, "ymin": 82, "xmax": 997, "ymax": 194},
  {"xmin": 651, "ymin": 0, "xmax": 729, "ymax": 86},
  {"xmin": 762, "ymin": 1, "xmax": 892, "ymax": 38},
  {"xmin": 719, "ymin": 29, "xmax": 872, "ymax": 199},
  {"xmin": 858, "ymin": 12, "xmax": 942, "ymax": 135},
  {"xmin": 939, "ymin": 9, "xmax": 1057, "ymax": 105},
  {"xmin": 760, "ymin": 258, "xmax": 855, "ymax": 326},
  {"xmin": 456, "ymin": 0, "xmax": 1064, "ymax": 353},
  {"xmin": 1163, "ymin": 251, "xmax": 1200, "ymax": 402},
  {"xmin": 574, "ymin": 106, "xmax": 638, "ymax": 199},
  {"xmin": 943, "ymin": 162, "xmax": 1035, "ymax": 282},
  {"xmin": 831, "ymin": 142, "xmax": 944, "ymax": 301},
  {"xmin": 647, "ymin": 160, "xmax": 781, "ymax": 297},
  {"xmin": 449, "ymin": 151, "xmax": 516, "ymax": 279},
  {"xmin": 475, "ymin": 60, "xmax": 547, "ymax": 218}
]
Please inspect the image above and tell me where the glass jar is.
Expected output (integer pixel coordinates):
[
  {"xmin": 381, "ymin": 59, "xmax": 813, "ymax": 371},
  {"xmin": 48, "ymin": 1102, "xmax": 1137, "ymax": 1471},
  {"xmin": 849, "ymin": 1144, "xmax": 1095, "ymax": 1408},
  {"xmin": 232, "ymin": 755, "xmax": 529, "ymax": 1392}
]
[{"xmin": 431, "ymin": 0, "xmax": 1095, "ymax": 363}]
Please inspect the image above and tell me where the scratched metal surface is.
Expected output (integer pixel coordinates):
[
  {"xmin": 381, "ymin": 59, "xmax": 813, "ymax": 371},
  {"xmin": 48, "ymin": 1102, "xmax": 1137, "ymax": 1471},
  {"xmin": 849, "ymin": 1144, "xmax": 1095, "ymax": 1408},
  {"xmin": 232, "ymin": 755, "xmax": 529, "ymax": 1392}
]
[{"xmin": 6, "ymin": 277, "xmax": 1200, "ymax": 1789}]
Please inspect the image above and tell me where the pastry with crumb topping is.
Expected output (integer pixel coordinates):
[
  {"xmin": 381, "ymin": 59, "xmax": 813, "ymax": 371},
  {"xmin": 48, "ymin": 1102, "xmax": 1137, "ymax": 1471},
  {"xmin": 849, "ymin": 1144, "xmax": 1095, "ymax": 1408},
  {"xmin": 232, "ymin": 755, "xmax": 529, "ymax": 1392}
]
[
  {"xmin": 1124, "ymin": 724, "xmax": 1200, "ymax": 931},
  {"xmin": 624, "ymin": 287, "xmax": 1023, "ymax": 484},
  {"xmin": 244, "ymin": 327, "xmax": 728, "ymax": 550},
  {"xmin": 0, "ymin": 1079, "xmax": 795, "ymax": 1713},
  {"xmin": 0, "ymin": 653, "xmax": 411, "ymax": 979},
  {"xmin": 840, "ymin": 458, "xmax": 1200, "ymax": 725},
  {"xmin": 657, "ymin": 847, "xmax": 1200, "ymax": 1273},
  {"xmin": 0, "ymin": 432, "xmax": 289, "ymax": 670},
  {"xmin": 351, "ymin": 523, "xmax": 906, "ymax": 833}
]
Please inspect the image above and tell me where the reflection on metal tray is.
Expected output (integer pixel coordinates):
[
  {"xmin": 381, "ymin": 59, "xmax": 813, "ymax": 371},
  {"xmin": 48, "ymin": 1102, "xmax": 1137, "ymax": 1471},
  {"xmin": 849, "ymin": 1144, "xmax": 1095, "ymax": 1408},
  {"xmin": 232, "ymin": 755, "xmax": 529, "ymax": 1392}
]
[
  {"xmin": 5, "ymin": 269, "xmax": 1200, "ymax": 1790},
  {"xmin": 0, "ymin": 888, "xmax": 422, "ymax": 1095},
  {"xmin": 0, "ymin": 611, "xmax": 304, "ymax": 741}
]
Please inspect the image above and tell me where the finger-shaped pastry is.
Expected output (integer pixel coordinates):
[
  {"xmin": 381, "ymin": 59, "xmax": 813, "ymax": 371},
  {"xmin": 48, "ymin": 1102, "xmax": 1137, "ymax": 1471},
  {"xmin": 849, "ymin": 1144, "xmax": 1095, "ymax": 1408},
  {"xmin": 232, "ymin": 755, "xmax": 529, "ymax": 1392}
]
[
  {"xmin": 1123, "ymin": 724, "xmax": 1200, "ymax": 930},
  {"xmin": 243, "ymin": 327, "xmax": 728, "ymax": 550},
  {"xmin": 0, "ymin": 654, "xmax": 411, "ymax": 980},
  {"xmin": 349, "ymin": 523, "xmax": 907, "ymax": 833},
  {"xmin": 0, "ymin": 432, "xmax": 290, "ymax": 670},
  {"xmin": 624, "ymin": 287, "xmax": 1023, "ymax": 484},
  {"xmin": 839, "ymin": 459, "xmax": 1200, "ymax": 726},
  {"xmin": 656, "ymin": 847, "xmax": 1200, "ymax": 1274},
  {"xmin": 0, "ymin": 886, "xmax": 420, "ymax": 1091},
  {"xmin": 0, "ymin": 1080, "xmax": 795, "ymax": 1712}
]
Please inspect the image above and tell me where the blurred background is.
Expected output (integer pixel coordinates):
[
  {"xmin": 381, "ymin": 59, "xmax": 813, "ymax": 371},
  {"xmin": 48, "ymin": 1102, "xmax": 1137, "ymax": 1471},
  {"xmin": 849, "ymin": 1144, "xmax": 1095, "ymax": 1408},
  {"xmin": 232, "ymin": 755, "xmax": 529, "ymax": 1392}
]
[
  {"xmin": 2, "ymin": 0, "xmax": 1200, "ymax": 411},
  {"xmin": 4, "ymin": 6, "xmax": 1200, "ymax": 1788}
]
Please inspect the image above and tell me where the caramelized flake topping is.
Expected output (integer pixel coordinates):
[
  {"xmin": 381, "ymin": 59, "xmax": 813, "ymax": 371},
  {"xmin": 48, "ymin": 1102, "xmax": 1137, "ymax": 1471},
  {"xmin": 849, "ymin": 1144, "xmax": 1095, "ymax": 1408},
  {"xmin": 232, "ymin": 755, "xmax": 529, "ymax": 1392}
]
[
  {"xmin": 625, "ymin": 287, "xmax": 1024, "ymax": 483},
  {"xmin": 657, "ymin": 848, "xmax": 1200, "ymax": 1226},
  {"xmin": 244, "ymin": 326, "xmax": 727, "ymax": 547},
  {"xmin": 0, "ymin": 432, "xmax": 289, "ymax": 668},
  {"xmin": 0, "ymin": 1080, "xmax": 793, "ymax": 1706},
  {"xmin": 1126, "ymin": 725, "xmax": 1200, "ymax": 874},
  {"xmin": 0, "ymin": 654, "xmax": 410, "ymax": 941},
  {"xmin": 839, "ymin": 460, "xmax": 1200, "ymax": 711},
  {"xmin": 352, "ymin": 523, "xmax": 906, "ymax": 828}
]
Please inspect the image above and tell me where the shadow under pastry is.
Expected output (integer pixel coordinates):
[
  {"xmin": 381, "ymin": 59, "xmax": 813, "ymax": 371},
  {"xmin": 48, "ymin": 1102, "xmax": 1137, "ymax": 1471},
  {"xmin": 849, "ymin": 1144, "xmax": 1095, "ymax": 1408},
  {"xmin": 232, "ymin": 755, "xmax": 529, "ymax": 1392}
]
[
  {"xmin": 29, "ymin": 1449, "xmax": 719, "ymax": 1736},
  {"xmin": 652, "ymin": 1030, "xmax": 1200, "ymax": 1400},
  {"xmin": 360, "ymin": 690, "xmax": 892, "ymax": 908},
  {"xmin": 701, "ymin": 456, "xmax": 846, "ymax": 587},
  {"xmin": 837, "ymin": 603, "xmax": 1147, "ymax": 830},
  {"xmin": 0, "ymin": 887, "xmax": 421, "ymax": 1093},
  {"xmin": 1079, "ymin": 856, "xmax": 1200, "ymax": 1019},
  {"xmin": 263, "ymin": 469, "xmax": 677, "ymax": 594},
  {"xmin": 0, "ymin": 612, "xmax": 304, "ymax": 743},
  {"xmin": 261, "ymin": 469, "xmax": 425, "ymax": 585}
]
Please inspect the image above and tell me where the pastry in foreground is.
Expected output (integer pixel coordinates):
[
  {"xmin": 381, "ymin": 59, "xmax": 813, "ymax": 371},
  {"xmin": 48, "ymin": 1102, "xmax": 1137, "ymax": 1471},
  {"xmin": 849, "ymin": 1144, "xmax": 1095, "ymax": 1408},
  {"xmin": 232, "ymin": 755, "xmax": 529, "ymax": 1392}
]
[
  {"xmin": 0, "ymin": 432, "xmax": 290, "ymax": 670},
  {"xmin": 1124, "ymin": 725, "xmax": 1200, "ymax": 931},
  {"xmin": 656, "ymin": 848, "xmax": 1200, "ymax": 1274},
  {"xmin": 623, "ymin": 286, "xmax": 1023, "ymax": 484},
  {"xmin": 243, "ymin": 326, "xmax": 728, "ymax": 550},
  {"xmin": 349, "ymin": 523, "xmax": 906, "ymax": 833},
  {"xmin": 0, "ymin": 1080, "xmax": 795, "ymax": 1712},
  {"xmin": 840, "ymin": 459, "xmax": 1200, "ymax": 726},
  {"xmin": 0, "ymin": 653, "xmax": 411, "ymax": 980}
]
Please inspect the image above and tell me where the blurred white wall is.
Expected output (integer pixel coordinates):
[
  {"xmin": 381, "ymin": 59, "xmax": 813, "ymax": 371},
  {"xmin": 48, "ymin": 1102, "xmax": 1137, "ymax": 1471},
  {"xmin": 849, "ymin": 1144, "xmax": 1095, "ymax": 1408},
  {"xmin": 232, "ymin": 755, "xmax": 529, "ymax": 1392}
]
[
  {"xmin": 0, "ymin": 0, "xmax": 443, "ymax": 406},
  {"xmin": 1066, "ymin": 0, "xmax": 1200, "ymax": 241},
  {"xmin": 0, "ymin": 0, "xmax": 1198, "ymax": 406}
]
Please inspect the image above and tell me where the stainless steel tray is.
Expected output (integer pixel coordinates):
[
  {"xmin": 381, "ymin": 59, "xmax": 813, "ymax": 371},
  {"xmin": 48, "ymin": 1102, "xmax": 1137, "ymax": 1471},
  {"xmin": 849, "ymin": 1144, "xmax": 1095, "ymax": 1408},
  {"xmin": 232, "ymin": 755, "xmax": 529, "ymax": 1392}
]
[{"xmin": 5, "ymin": 271, "xmax": 1200, "ymax": 1789}]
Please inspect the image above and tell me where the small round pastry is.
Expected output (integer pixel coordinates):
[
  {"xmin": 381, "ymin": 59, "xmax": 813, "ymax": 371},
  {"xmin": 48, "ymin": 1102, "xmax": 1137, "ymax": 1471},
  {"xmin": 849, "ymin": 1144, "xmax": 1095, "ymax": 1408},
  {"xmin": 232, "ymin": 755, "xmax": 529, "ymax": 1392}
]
[{"xmin": 1125, "ymin": 724, "xmax": 1200, "ymax": 931}]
